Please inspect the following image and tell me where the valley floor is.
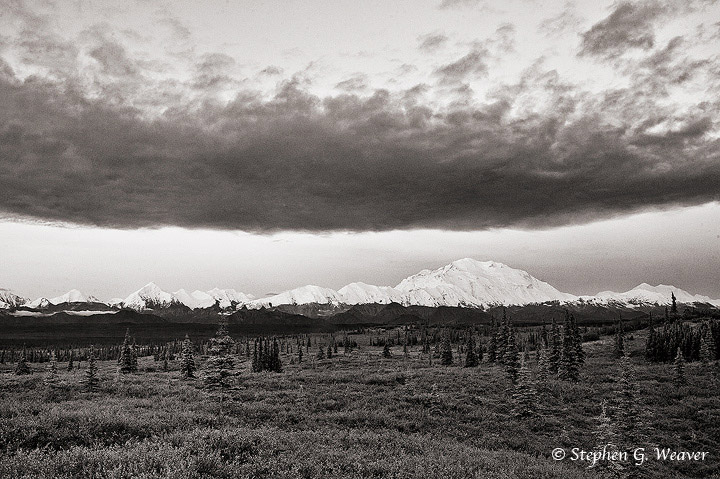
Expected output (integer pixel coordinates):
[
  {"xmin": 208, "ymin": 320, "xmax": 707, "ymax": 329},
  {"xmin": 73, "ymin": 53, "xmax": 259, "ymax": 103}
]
[{"xmin": 0, "ymin": 332, "xmax": 718, "ymax": 478}]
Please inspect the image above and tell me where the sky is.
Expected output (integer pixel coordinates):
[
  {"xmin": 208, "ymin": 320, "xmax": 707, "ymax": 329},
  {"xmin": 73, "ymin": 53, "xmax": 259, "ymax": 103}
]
[{"xmin": 0, "ymin": 0, "xmax": 719, "ymax": 300}]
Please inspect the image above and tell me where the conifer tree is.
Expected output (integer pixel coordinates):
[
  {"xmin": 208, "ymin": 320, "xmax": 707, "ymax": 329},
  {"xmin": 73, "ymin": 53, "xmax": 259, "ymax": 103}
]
[
  {"xmin": 297, "ymin": 347, "xmax": 303, "ymax": 363},
  {"xmin": 130, "ymin": 340, "xmax": 139, "ymax": 373},
  {"xmin": 504, "ymin": 329, "xmax": 519, "ymax": 384},
  {"xmin": 201, "ymin": 320, "xmax": 236, "ymax": 392},
  {"xmin": 486, "ymin": 334, "xmax": 497, "ymax": 363},
  {"xmin": 327, "ymin": 344, "xmax": 333, "ymax": 359},
  {"xmin": 67, "ymin": 350, "xmax": 74, "ymax": 371},
  {"xmin": 118, "ymin": 329, "xmax": 135, "ymax": 374},
  {"xmin": 440, "ymin": 330, "xmax": 453, "ymax": 366},
  {"xmin": 317, "ymin": 344, "xmax": 326, "ymax": 360},
  {"xmin": 44, "ymin": 351, "xmax": 60, "ymax": 389},
  {"xmin": 614, "ymin": 322, "xmax": 625, "ymax": 359},
  {"xmin": 180, "ymin": 334, "xmax": 196, "ymax": 379},
  {"xmin": 495, "ymin": 309, "xmax": 510, "ymax": 364},
  {"xmin": 464, "ymin": 335, "xmax": 479, "ymax": 367},
  {"xmin": 382, "ymin": 343, "xmax": 392, "ymax": 359},
  {"xmin": 699, "ymin": 324, "xmax": 716, "ymax": 363},
  {"xmin": 558, "ymin": 317, "xmax": 579, "ymax": 382},
  {"xmin": 83, "ymin": 345, "xmax": 99, "ymax": 392},
  {"xmin": 547, "ymin": 319, "xmax": 561, "ymax": 374},
  {"xmin": 591, "ymin": 400, "xmax": 625, "ymax": 476},
  {"xmin": 14, "ymin": 346, "xmax": 31, "ymax": 375},
  {"xmin": 673, "ymin": 347, "xmax": 686, "ymax": 388},
  {"xmin": 512, "ymin": 358, "xmax": 538, "ymax": 417},
  {"xmin": 537, "ymin": 346, "xmax": 550, "ymax": 382},
  {"xmin": 613, "ymin": 355, "xmax": 643, "ymax": 446},
  {"xmin": 569, "ymin": 313, "xmax": 585, "ymax": 366},
  {"xmin": 671, "ymin": 292, "xmax": 678, "ymax": 314}
]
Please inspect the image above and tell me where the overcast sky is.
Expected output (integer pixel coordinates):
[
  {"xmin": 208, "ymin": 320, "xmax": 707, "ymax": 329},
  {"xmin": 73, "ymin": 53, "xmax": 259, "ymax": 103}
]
[{"xmin": 1, "ymin": 0, "xmax": 719, "ymax": 300}]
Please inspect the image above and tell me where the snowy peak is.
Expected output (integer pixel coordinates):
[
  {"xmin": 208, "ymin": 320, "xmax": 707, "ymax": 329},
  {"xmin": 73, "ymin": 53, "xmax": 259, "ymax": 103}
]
[
  {"xmin": 207, "ymin": 288, "xmax": 253, "ymax": 309},
  {"xmin": 395, "ymin": 258, "xmax": 577, "ymax": 307},
  {"xmin": 337, "ymin": 282, "xmax": 404, "ymax": 305},
  {"xmin": 122, "ymin": 282, "xmax": 176, "ymax": 311},
  {"xmin": 590, "ymin": 283, "xmax": 719, "ymax": 306},
  {"xmin": 250, "ymin": 285, "xmax": 342, "ymax": 308},
  {"xmin": 49, "ymin": 289, "xmax": 90, "ymax": 305},
  {"xmin": 0, "ymin": 289, "xmax": 28, "ymax": 308}
]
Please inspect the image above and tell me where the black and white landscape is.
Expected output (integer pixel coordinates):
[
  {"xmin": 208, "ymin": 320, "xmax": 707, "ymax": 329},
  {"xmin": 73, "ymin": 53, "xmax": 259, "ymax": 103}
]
[{"xmin": 1, "ymin": 0, "xmax": 719, "ymax": 477}]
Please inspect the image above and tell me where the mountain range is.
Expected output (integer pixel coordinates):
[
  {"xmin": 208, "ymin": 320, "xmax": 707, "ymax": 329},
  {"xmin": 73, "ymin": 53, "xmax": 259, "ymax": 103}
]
[{"xmin": 2, "ymin": 258, "xmax": 719, "ymax": 313}]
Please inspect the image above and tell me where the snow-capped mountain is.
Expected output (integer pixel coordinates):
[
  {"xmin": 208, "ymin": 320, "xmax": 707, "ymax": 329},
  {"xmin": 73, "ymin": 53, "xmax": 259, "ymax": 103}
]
[
  {"xmin": 27, "ymin": 297, "xmax": 51, "ymax": 309},
  {"xmin": 172, "ymin": 289, "xmax": 216, "ymax": 310},
  {"xmin": 584, "ymin": 283, "xmax": 720, "ymax": 307},
  {"xmin": 394, "ymin": 259, "xmax": 578, "ymax": 307},
  {"xmin": 247, "ymin": 259, "xmax": 578, "ymax": 309},
  {"xmin": 250, "ymin": 285, "xmax": 343, "ymax": 308},
  {"xmin": 122, "ymin": 282, "xmax": 177, "ymax": 310},
  {"xmin": 207, "ymin": 288, "xmax": 254, "ymax": 309},
  {"xmin": 337, "ymin": 282, "xmax": 405, "ymax": 305},
  {"xmin": 0, "ymin": 289, "xmax": 28, "ymax": 309},
  {"xmin": 49, "ymin": 289, "xmax": 98, "ymax": 304}
]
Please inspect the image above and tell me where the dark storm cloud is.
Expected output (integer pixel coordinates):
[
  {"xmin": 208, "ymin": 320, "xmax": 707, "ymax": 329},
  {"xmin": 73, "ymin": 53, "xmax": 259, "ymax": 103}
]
[
  {"xmin": 580, "ymin": 1, "xmax": 668, "ymax": 57},
  {"xmin": 1, "ymin": 64, "xmax": 719, "ymax": 232},
  {"xmin": 434, "ymin": 46, "xmax": 489, "ymax": 83},
  {"xmin": 418, "ymin": 33, "xmax": 449, "ymax": 52}
]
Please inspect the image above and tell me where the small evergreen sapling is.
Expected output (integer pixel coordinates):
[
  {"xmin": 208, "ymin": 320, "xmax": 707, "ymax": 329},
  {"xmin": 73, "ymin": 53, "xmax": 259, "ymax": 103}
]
[
  {"xmin": 673, "ymin": 347, "xmax": 686, "ymax": 388},
  {"xmin": 512, "ymin": 358, "xmax": 538, "ymax": 417}
]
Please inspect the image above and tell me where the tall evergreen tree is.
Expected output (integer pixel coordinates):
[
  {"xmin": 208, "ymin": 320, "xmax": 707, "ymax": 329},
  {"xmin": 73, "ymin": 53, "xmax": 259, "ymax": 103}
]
[
  {"xmin": 613, "ymin": 355, "xmax": 643, "ymax": 446},
  {"xmin": 317, "ymin": 344, "xmax": 326, "ymax": 360},
  {"xmin": 569, "ymin": 313, "xmax": 585, "ymax": 366},
  {"xmin": 512, "ymin": 358, "xmax": 538, "ymax": 417},
  {"xmin": 297, "ymin": 347, "xmax": 303, "ymax": 363},
  {"xmin": 67, "ymin": 350, "xmax": 74, "ymax": 371},
  {"xmin": 537, "ymin": 346, "xmax": 550, "ymax": 382},
  {"xmin": 614, "ymin": 322, "xmax": 625, "ymax": 359},
  {"xmin": 382, "ymin": 342, "xmax": 392, "ymax": 359},
  {"xmin": 504, "ymin": 329, "xmax": 519, "ymax": 384},
  {"xmin": 486, "ymin": 334, "xmax": 497, "ymax": 363},
  {"xmin": 591, "ymin": 400, "xmax": 625, "ymax": 476},
  {"xmin": 673, "ymin": 347, "xmax": 686, "ymax": 388},
  {"xmin": 699, "ymin": 323, "xmax": 716, "ymax": 363},
  {"xmin": 464, "ymin": 334, "xmax": 479, "ymax": 367},
  {"xmin": 201, "ymin": 320, "xmax": 236, "ymax": 392},
  {"xmin": 14, "ymin": 346, "xmax": 31, "ymax": 375},
  {"xmin": 495, "ymin": 309, "xmax": 510, "ymax": 364},
  {"xmin": 44, "ymin": 351, "xmax": 60, "ymax": 389},
  {"xmin": 547, "ymin": 319, "xmax": 561, "ymax": 374},
  {"xmin": 671, "ymin": 292, "xmax": 678, "ymax": 314},
  {"xmin": 180, "ymin": 334, "xmax": 196, "ymax": 379},
  {"xmin": 83, "ymin": 345, "xmax": 99, "ymax": 392},
  {"xmin": 440, "ymin": 330, "xmax": 453, "ymax": 366},
  {"xmin": 118, "ymin": 329, "xmax": 135, "ymax": 374},
  {"xmin": 558, "ymin": 315, "xmax": 579, "ymax": 382}
]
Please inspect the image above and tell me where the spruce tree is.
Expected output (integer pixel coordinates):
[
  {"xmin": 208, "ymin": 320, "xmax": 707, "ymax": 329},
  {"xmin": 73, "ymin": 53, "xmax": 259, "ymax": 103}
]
[
  {"xmin": 512, "ymin": 358, "xmax": 538, "ymax": 417},
  {"xmin": 486, "ymin": 334, "xmax": 497, "ymax": 363},
  {"xmin": 118, "ymin": 329, "xmax": 135, "ymax": 374},
  {"xmin": 297, "ymin": 347, "xmax": 303, "ymax": 363},
  {"xmin": 180, "ymin": 334, "xmax": 196, "ymax": 379},
  {"xmin": 327, "ymin": 344, "xmax": 333, "ymax": 359},
  {"xmin": 67, "ymin": 350, "xmax": 74, "ymax": 371},
  {"xmin": 130, "ymin": 340, "xmax": 139, "ymax": 373},
  {"xmin": 673, "ymin": 347, "xmax": 686, "ymax": 388},
  {"xmin": 44, "ymin": 351, "xmax": 60, "ymax": 389},
  {"xmin": 699, "ymin": 324, "xmax": 716, "ymax": 363},
  {"xmin": 671, "ymin": 292, "xmax": 677, "ymax": 314},
  {"xmin": 382, "ymin": 343, "xmax": 392, "ymax": 359},
  {"xmin": 201, "ymin": 320, "xmax": 236, "ymax": 392},
  {"xmin": 591, "ymin": 400, "xmax": 625, "ymax": 475},
  {"xmin": 83, "ymin": 345, "xmax": 99, "ymax": 392},
  {"xmin": 548, "ymin": 319, "xmax": 561, "ymax": 374},
  {"xmin": 464, "ymin": 335, "xmax": 479, "ymax": 367},
  {"xmin": 317, "ymin": 344, "xmax": 326, "ymax": 360},
  {"xmin": 14, "ymin": 347, "xmax": 31, "ymax": 375},
  {"xmin": 613, "ymin": 354, "xmax": 643, "ymax": 447},
  {"xmin": 570, "ymin": 313, "xmax": 585, "ymax": 366},
  {"xmin": 558, "ymin": 318, "xmax": 579, "ymax": 382},
  {"xmin": 504, "ymin": 329, "xmax": 519, "ymax": 384},
  {"xmin": 440, "ymin": 330, "xmax": 453, "ymax": 366},
  {"xmin": 614, "ymin": 322, "xmax": 625, "ymax": 359},
  {"xmin": 537, "ymin": 346, "xmax": 550, "ymax": 382}
]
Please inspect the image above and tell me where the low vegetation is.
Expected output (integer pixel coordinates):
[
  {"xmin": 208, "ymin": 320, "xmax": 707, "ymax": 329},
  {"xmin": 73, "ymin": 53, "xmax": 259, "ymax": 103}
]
[{"xmin": 0, "ymin": 318, "xmax": 718, "ymax": 478}]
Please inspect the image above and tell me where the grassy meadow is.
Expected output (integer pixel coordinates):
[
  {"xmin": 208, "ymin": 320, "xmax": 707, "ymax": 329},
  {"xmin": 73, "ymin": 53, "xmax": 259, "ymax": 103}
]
[{"xmin": 0, "ymin": 329, "xmax": 718, "ymax": 479}]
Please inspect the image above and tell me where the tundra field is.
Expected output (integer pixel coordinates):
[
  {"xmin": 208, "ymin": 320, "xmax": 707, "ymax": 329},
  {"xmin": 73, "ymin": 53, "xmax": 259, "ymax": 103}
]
[{"xmin": 1, "ymin": 326, "xmax": 719, "ymax": 479}]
